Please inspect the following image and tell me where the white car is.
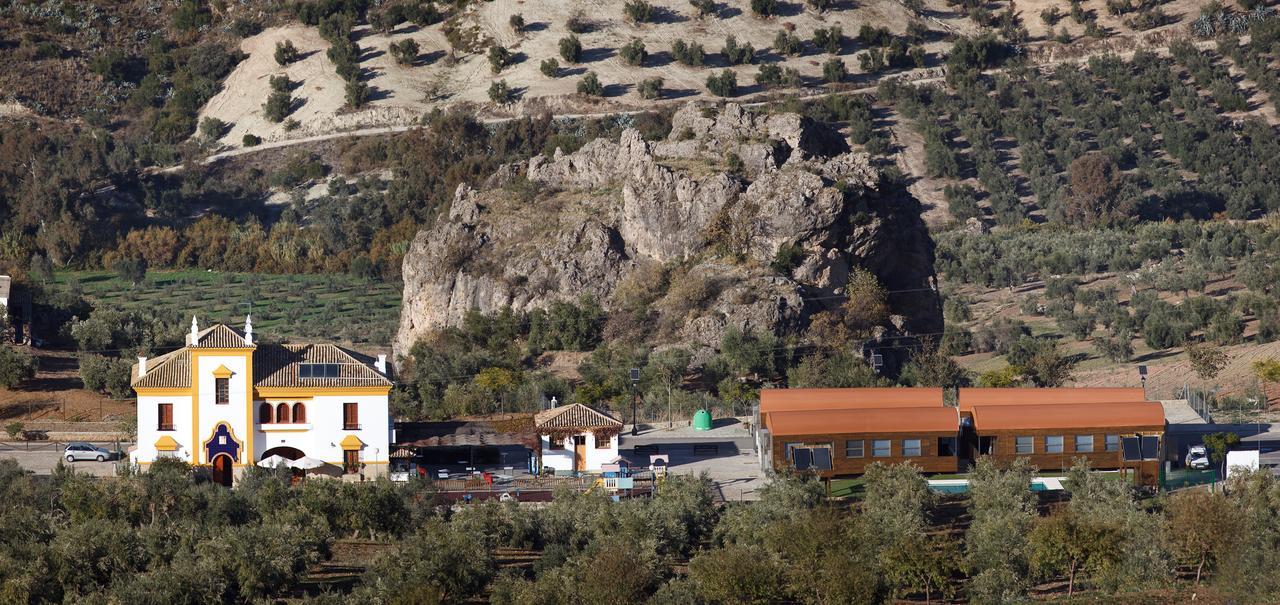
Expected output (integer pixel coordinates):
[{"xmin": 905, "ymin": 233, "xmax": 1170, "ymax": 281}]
[{"xmin": 1185, "ymin": 445, "xmax": 1211, "ymax": 470}]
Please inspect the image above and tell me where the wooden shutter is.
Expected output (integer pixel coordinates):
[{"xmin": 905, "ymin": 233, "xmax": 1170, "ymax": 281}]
[
  {"xmin": 343, "ymin": 402, "xmax": 358, "ymax": 429},
  {"xmin": 158, "ymin": 403, "xmax": 173, "ymax": 430}
]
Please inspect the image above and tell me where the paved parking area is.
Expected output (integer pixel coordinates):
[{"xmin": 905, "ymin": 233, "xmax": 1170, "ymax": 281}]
[{"xmin": 0, "ymin": 442, "xmax": 121, "ymax": 476}]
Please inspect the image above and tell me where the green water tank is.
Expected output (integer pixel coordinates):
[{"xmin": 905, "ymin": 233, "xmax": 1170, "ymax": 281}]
[{"xmin": 693, "ymin": 409, "xmax": 712, "ymax": 431}]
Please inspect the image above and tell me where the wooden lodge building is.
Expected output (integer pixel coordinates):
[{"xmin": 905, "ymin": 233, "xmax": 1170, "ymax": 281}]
[{"xmin": 756, "ymin": 387, "xmax": 1167, "ymax": 485}]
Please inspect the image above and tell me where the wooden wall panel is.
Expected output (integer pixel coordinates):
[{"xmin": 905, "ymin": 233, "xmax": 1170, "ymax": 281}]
[{"xmin": 772, "ymin": 430, "xmax": 960, "ymax": 476}]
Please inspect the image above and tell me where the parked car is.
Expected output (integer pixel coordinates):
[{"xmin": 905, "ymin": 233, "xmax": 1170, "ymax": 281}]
[
  {"xmin": 64, "ymin": 443, "xmax": 113, "ymax": 462},
  {"xmin": 1186, "ymin": 445, "xmax": 1211, "ymax": 470}
]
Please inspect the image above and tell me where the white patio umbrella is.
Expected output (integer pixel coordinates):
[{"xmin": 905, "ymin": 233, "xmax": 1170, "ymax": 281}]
[
  {"xmin": 288, "ymin": 456, "xmax": 325, "ymax": 481},
  {"xmin": 257, "ymin": 454, "xmax": 289, "ymax": 468}
]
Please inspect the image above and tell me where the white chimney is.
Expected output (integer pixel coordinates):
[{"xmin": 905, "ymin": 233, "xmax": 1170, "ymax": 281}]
[
  {"xmin": 244, "ymin": 314, "xmax": 254, "ymax": 345},
  {"xmin": 138, "ymin": 356, "xmax": 148, "ymax": 377},
  {"xmin": 375, "ymin": 354, "xmax": 387, "ymax": 374},
  {"xmin": 189, "ymin": 316, "xmax": 199, "ymax": 345},
  {"xmin": 550, "ymin": 396, "xmax": 558, "ymax": 408}
]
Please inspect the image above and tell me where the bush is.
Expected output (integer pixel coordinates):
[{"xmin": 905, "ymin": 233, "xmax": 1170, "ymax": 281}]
[
  {"xmin": 243, "ymin": 133, "xmax": 262, "ymax": 146},
  {"xmin": 0, "ymin": 345, "xmax": 38, "ymax": 388},
  {"xmin": 755, "ymin": 64, "xmax": 801, "ymax": 88},
  {"xmin": 263, "ymin": 90, "xmax": 293, "ymax": 122},
  {"xmin": 619, "ymin": 39, "xmax": 647, "ymax": 66},
  {"xmin": 232, "ymin": 18, "xmax": 263, "ymax": 37},
  {"xmin": 345, "ymin": 79, "xmax": 370, "ymax": 108},
  {"xmin": 577, "ymin": 71, "xmax": 605, "ymax": 96},
  {"xmin": 706, "ymin": 70, "xmax": 737, "ymax": 97},
  {"xmin": 770, "ymin": 243, "xmax": 804, "ymax": 274},
  {"xmin": 559, "ymin": 35, "xmax": 583, "ymax": 63},
  {"xmin": 199, "ymin": 117, "xmax": 227, "ymax": 139},
  {"xmin": 625, "ymin": 0, "xmax": 655, "ymax": 23},
  {"xmin": 812, "ymin": 26, "xmax": 843, "ymax": 54},
  {"xmin": 722, "ymin": 35, "xmax": 755, "ymax": 64},
  {"xmin": 509, "ymin": 14, "xmax": 525, "ymax": 32},
  {"xmin": 751, "ymin": 0, "xmax": 778, "ymax": 17},
  {"xmin": 488, "ymin": 45, "xmax": 513, "ymax": 73},
  {"xmin": 672, "ymin": 40, "xmax": 706, "ymax": 66},
  {"xmin": 690, "ymin": 0, "xmax": 717, "ymax": 17},
  {"xmin": 944, "ymin": 184, "xmax": 981, "ymax": 221},
  {"xmin": 773, "ymin": 30, "xmax": 803, "ymax": 56},
  {"xmin": 79, "ymin": 354, "xmax": 132, "ymax": 398},
  {"xmin": 269, "ymin": 74, "xmax": 294, "ymax": 93},
  {"xmin": 540, "ymin": 58, "xmax": 560, "ymax": 77},
  {"xmin": 566, "ymin": 10, "xmax": 593, "ymax": 33},
  {"xmin": 822, "ymin": 57, "xmax": 846, "ymax": 83},
  {"xmin": 637, "ymin": 77, "xmax": 664, "ymax": 100},
  {"xmin": 390, "ymin": 39, "xmax": 420, "ymax": 65},
  {"xmin": 488, "ymin": 80, "xmax": 514, "ymax": 103}
]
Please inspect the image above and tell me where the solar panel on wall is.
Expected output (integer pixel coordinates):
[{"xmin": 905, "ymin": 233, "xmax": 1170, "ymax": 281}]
[
  {"xmin": 1141, "ymin": 436, "xmax": 1159, "ymax": 460},
  {"xmin": 1122, "ymin": 437, "xmax": 1143, "ymax": 461},
  {"xmin": 793, "ymin": 448, "xmax": 813, "ymax": 470},
  {"xmin": 811, "ymin": 448, "xmax": 833, "ymax": 471}
]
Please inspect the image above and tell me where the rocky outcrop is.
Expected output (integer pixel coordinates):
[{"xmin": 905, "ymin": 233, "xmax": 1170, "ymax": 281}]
[{"xmin": 394, "ymin": 102, "xmax": 941, "ymax": 359}]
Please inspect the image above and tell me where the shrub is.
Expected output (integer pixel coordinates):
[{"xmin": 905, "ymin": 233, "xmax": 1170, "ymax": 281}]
[
  {"xmin": 566, "ymin": 10, "xmax": 592, "ymax": 33},
  {"xmin": 625, "ymin": 0, "xmax": 655, "ymax": 23},
  {"xmin": 199, "ymin": 116, "xmax": 227, "ymax": 139},
  {"xmin": 577, "ymin": 71, "xmax": 605, "ymax": 96},
  {"xmin": 488, "ymin": 80, "xmax": 514, "ymax": 103},
  {"xmin": 243, "ymin": 133, "xmax": 262, "ymax": 146},
  {"xmin": 751, "ymin": 0, "xmax": 778, "ymax": 17},
  {"xmin": 944, "ymin": 184, "xmax": 981, "ymax": 220},
  {"xmin": 822, "ymin": 57, "xmax": 846, "ymax": 83},
  {"xmin": 390, "ymin": 39, "xmax": 420, "ymax": 65},
  {"xmin": 620, "ymin": 39, "xmax": 647, "ymax": 66},
  {"xmin": 540, "ymin": 58, "xmax": 560, "ymax": 77},
  {"xmin": 509, "ymin": 13, "xmax": 525, "ymax": 32},
  {"xmin": 284, "ymin": 118, "xmax": 300, "ymax": 132},
  {"xmin": 773, "ymin": 30, "xmax": 803, "ymax": 56},
  {"xmin": 672, "ymin": 40, "xmax": 706, "ymax": 66},
  {"xmin": 232, "ymin": 18, "xmax": 262, "ymax": 37},
  {"xmin": 722, "ymin": 35, "xmax": 755, "ymax": 64},
  {"xmin": 78, "ymin": 354, "xmax": 131, "ymax": 398},
  {"xmin": 770, "ymin": 243, "xmax": 804, "ymax": 274},
  {"xmin": 345, "ymin": 79, "xmax": 370, "ymax": 108},
  {"xmin": 488, "ymin": 45, "xmax": 513, "ymax": 73},
  {"xmin": 690, "ymin": 0, "xmax": 716, "ymax": 17},
  {"xmin": 263, "ymin": 90, "xmax": 292, "ymax": 122},
  {"xmin": 706, "ymin": 70, "xmax": 737, "ymax": 97},
  {"xmin": 0, "ymin": 346, "xmax": 38, "ymax": 388},
  {"xmin": 756, "ymin": 64, "xmax": 801, "ymax": 88},
  {"xmin": 812, "ymin": 26, "xmax": 843, "ymax": 54},
  {"xmin": 269, "ymin": 74, "xmax": 293, "ymax": 93},
  {"xmin": 559, "ymin": 35, "xmax": 583, "ymax": 63},
  {"xmin": 637, "ymin": 77, "xmax": 664, "ymax": 99}
]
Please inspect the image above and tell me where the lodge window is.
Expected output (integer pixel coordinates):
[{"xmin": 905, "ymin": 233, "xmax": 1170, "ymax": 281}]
[
  {"xmin": 1045, "ymin": 435, "xmax": 1064, "ymax": 454},
  {"xmin": 157, "ymin": 403, "xmax": 174, "ymax": 431},
  {"xmin": 275, "ymin": 403, "xmax": 291, "ymax": 424},
  {"xmin": 938, "ymin": 437, "xmax": 957, "ymax": 457},
  {"xmin": 1105, "ymin": 434, "xmax": 1120, "ymax": 452},
  {"xmin": 902, "ymin": 439, "xmax": 922, "ymax": 457},
  {"xmin": 845, "ymin": 440, "xmax": 864, "ymax": 458},
  {"xmin": 594, "ymin": 434, "xmax": 611, "ymax": 449},
  {"xmin": 1015, "ymin": 436, "xmax": 1034, "ymax": 454},
  {"xmin": 1075, "ymin": 435, "xmax": 1094, "ymax": 452},
  {"xmin": 215, "ymin": 378, "xmax": 229, "ymax": 404},
  {"xmin": 548, "ymin": 437, "xmax": 564, "ymax": 450},
  {"xmin": 872, "ymin": 439, "xmax": 891, "ymax": 457},
  {"xmin": 343, "ymin": 450, "xmax": 359, "ymax": 474},
  {"xmin": 343, "ymin": 402, "xmax": 359, "ymax": 430},
  {"xmin": 293, "ymin": 402, "xmax": 306, "ymax": 423}
]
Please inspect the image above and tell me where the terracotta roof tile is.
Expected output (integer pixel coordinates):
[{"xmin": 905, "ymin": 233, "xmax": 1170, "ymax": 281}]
[
  {"xmin": 969, "ymin": 402, "xmax": 1166, "ymax": 431},
  {"xmin": 958, "ymin": 387, "xmax": 1147, "ymax": 410},
  {"xmin": 132, "ymin": 348, "xmax": 192, "ymax": 389},
  {"xmin": 191, "ymin": 324, "xmax": 252, "ymax": 349},
  {"xmin": 766, "ymin": 407, "xmax": 959, "ymax": 437},
  {"xmin": 534, "ymin": 403, "xmax": 622, "ymax": 431},
  {"xmin": 253, "ymin": 344, "xmax": 391, "ymax": 387},
  {"xmin": 759, "ymin": 388, "xmax": 944, "ymax": 415}
]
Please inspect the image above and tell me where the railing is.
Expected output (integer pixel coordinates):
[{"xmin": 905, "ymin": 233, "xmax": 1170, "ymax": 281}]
[{"xmin": 343, "ymin": 424, "xmax": 361, "ymax": 430}]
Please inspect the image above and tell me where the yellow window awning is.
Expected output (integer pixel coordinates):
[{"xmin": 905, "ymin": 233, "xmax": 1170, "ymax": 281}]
[
  {"xmin": 155, "ymin": 435, "xmax": 180, "ymax": 451},
  {"xmin": 212, "ymin": 364, "xmax": 234, "ymax": 378},
  {"xmin": 340, "ymin": 435, "xmax": 364, "ymax": 450}
]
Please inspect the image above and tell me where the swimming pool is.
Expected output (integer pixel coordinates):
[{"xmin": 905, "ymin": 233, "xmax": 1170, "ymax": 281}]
[{"xmin": 927, "ymin": 478, "xmax": 1060, "ymax": 494}]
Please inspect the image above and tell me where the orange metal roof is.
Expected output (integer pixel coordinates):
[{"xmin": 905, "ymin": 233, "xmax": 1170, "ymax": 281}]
[
  {"xmin": 958, "ymin": 387, "xmax": 1147, "ymax": 411},
  {"xmin": 759, "ymin": 387, "xmax": 944, "ymax": 415},
  {"xmin": 766, "ymin": 406, "xmax": 958, "ymax": 437},
  {"xmin": 969, "ymin": 402, "xmax": 1166, "ymax": 431}
]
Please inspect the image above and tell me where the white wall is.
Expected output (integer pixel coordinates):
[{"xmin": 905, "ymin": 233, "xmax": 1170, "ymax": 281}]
[
  {"xmin": 539, "ymin": 432, "xmax": 618, "ymax": 472},
  {"xmin": 252, "ymin": 394, "xmax": 391, "ymax": 474},
  {"xmin": 132, "ymin": 394, "xmax": 194, "ymax": 464},
  {"xmin": 194, "ymin": 353, "xmax": 252, "ymax": 464}
]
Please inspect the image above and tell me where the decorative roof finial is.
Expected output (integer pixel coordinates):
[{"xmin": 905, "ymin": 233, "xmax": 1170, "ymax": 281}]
[
  {"xmin": 244, "ymin": 314, "xmax": 254, "ymax": 345},
  {"xmin": 189, "ymin": 316, "xmax": 199, "ymax": 345}
]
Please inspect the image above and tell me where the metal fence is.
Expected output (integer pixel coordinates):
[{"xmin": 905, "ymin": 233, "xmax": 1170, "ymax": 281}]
[{"xmin": 1164, "ymin": 468, "xmax": 1219, "ymax": 491}]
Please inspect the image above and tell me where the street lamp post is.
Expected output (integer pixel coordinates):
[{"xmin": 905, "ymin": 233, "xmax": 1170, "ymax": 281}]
[{"xmin": 630, "ymin": 368, "xmax": 640, "ymax": 436}]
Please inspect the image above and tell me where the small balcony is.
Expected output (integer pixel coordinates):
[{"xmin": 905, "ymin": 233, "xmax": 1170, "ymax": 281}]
[{"xmin": 259, "ymin": 423, "xmax": 312, "ymax": 432}]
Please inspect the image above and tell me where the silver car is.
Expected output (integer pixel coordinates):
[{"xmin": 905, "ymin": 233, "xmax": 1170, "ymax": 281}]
[{"xmin": 64, "ymin": 442, "xmax": 112, "ymax": 462}]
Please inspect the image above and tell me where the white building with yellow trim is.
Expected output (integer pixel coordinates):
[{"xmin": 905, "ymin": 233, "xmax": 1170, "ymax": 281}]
[{"xmin": 130, "ymin": 317, "xmax": 393, "ymax": 485}]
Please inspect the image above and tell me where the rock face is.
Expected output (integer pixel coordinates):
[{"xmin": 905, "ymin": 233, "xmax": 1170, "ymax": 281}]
[{"xmin": 394, "ymin": 103, "xmax": 942, "ymax": 359}]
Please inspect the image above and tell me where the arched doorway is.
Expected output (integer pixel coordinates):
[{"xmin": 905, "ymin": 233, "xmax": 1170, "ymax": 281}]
[{"xmin": 211, "ymin": 454, "xmax": 233, "ymax": 487}]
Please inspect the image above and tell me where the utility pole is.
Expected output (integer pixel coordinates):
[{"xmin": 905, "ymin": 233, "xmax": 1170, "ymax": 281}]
[{"xmin": 630, "ymin": 368, "xmax": 640, "ymax": 436}]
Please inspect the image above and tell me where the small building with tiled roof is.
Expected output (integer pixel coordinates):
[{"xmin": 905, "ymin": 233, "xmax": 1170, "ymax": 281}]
[
  {"xmin": 130, "ymin": 317, "xmax": 393, "ymax": 485},
  {"xmin": 534, "ymin": 401, "xmax": 623, "ymax": 473}
]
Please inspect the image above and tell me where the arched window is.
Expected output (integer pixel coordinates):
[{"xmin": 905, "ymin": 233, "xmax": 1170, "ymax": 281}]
[
  {"xmin": 292, "ymin": 402, "xmax": 306, "ymax": 424},
  {"xmin": 258, "ymin": 402, "xmax": 271, "ymax": 423},
  {"xmin": 275, "ymin": 403, "xmax": 290, "ymax": 424}
]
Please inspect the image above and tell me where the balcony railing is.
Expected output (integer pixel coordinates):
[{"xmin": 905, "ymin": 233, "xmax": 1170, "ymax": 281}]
[
  {"xmin": 343, "ymin": 423, "xmax": 361, "ymax": 431},
  {"xmin": 157, "ymin": 424, "xmax": 174, "ymax": 431}
]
